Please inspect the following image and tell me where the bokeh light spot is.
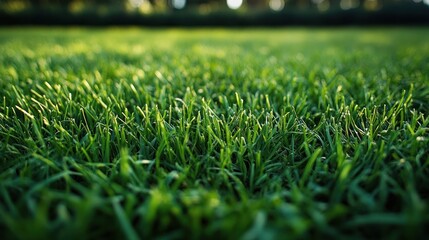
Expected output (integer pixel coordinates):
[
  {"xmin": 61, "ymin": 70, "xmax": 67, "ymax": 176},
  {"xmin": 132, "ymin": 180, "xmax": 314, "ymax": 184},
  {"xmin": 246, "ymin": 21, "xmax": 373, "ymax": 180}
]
[
  {"xmin": 269, "ymin": 0, "xmax": 285, "ymax": 11},
  {"xmin": 227, "ymin": 0, "xmax": 243, "ymax": 10},
  {"xmin": 172, "ymin": 0, "xmax": 186, "ymax": 9}
]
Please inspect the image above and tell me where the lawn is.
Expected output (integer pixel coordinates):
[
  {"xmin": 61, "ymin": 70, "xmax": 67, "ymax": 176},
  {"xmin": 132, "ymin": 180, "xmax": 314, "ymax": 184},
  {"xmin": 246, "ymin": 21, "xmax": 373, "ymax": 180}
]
[{"xmin": 0, "ymin": 27, "xmax": 428, "ymax": 239}]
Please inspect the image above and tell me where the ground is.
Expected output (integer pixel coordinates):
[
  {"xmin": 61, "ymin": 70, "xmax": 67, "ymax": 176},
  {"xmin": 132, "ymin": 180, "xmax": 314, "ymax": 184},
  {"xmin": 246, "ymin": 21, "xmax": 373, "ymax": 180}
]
[{"xmin": 0, "ymin": 27, "xmax": 429, "ymax": 239}]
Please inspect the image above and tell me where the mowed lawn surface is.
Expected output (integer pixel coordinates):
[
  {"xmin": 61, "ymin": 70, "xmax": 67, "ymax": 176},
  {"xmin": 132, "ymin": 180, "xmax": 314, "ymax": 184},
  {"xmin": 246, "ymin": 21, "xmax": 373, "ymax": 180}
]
[{"xmin": 1, "ymin": 28, "xmax": 429, "ymax": 239}]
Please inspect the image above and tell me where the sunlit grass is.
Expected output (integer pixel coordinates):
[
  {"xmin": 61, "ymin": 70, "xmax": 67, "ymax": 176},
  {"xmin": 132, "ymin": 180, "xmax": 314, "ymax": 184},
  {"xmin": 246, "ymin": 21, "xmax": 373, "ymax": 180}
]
[{"xmin": 1, "ymin": 27, "xmax": 429, "ymax": 239}]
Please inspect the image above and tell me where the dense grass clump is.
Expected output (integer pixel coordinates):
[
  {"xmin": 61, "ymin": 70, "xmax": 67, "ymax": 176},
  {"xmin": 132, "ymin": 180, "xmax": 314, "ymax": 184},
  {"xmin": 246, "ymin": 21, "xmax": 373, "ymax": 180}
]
[{"xmin": 0, "ymin": 28, "xmax": 429, "ymax": 239}]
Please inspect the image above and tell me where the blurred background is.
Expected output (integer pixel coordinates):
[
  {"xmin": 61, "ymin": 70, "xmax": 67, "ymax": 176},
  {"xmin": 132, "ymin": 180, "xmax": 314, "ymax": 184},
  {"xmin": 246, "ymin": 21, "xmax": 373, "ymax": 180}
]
[{"xmin": 1, "ymin": 0, "xmax": 429, "ymax": 25}]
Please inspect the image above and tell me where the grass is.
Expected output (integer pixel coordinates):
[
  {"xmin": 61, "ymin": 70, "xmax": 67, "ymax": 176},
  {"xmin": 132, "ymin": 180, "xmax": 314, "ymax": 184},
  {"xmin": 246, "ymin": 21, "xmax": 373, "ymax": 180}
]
[{"xmin": 0, "ymin": 27, "xmax": 429, "ymax": 239}]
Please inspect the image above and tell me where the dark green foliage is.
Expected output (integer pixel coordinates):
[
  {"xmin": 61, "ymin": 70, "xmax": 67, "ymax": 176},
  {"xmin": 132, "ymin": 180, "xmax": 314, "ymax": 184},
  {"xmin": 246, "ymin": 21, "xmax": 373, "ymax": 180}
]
[{"xmin": 1, "ymin": 3, "xmax": 429, "ymax": 26}]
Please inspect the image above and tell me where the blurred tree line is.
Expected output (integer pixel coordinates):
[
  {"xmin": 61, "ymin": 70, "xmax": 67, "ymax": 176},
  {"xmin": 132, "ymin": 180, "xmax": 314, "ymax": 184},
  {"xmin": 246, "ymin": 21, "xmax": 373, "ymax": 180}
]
[
  {"xmin": 1, "ymin": 0, "xmax": 426, "ymax": 12},
  {"xmin": 1, "ymin": 0, "xmax": 428, "ymax": 25}
]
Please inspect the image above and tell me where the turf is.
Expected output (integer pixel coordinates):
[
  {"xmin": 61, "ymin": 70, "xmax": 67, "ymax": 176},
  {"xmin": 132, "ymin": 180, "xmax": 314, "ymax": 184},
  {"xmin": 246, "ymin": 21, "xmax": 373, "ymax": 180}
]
[{"xmin": 0, "ymin": 27, "xmax": 429, "ymax": 239}]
